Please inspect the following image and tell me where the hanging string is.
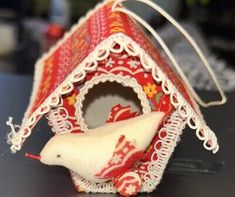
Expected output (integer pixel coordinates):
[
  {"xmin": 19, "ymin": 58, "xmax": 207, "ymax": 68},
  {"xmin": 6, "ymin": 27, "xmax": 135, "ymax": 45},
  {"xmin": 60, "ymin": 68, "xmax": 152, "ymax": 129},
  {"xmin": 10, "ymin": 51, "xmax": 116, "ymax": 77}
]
[{"xmin": 112, "ymin": 0, "xmax": 227, "ymax": 107}]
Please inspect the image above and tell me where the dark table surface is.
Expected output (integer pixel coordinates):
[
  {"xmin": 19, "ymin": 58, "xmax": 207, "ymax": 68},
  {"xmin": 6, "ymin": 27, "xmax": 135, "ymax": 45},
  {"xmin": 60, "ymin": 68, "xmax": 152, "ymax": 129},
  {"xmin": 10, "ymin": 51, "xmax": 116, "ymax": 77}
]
[{"xmin": 0, "ymin": 73, "xmax": 235, "ymax": 197}]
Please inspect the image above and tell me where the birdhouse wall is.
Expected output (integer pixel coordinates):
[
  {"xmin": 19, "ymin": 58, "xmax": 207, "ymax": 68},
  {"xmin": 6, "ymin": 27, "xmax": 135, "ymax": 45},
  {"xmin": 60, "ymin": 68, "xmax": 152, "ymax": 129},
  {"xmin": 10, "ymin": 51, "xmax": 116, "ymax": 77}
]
[
  {"xmin": 46, "ymin": 49, "xmax": 184, "ymax": 193},
  {"xmin": 46, "ymin": 50, "xmax": 175, "ymax": 134}
]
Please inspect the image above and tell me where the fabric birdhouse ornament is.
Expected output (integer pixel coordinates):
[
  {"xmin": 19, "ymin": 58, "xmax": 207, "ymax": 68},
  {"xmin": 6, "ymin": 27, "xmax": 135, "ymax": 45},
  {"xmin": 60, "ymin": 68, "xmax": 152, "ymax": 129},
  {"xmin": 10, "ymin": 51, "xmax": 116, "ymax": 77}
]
[{"xmin": 7, "ymin": 0, "xmax": 226, "ymax": 196}]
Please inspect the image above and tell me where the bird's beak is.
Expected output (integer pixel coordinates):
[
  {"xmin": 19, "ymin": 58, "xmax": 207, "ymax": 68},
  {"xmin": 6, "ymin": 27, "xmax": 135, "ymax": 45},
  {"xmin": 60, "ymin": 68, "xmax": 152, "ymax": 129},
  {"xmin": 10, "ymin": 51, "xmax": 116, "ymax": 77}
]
[{"xmin": 25, "ymin": 153, "xmax": 41, "ymax": 161}]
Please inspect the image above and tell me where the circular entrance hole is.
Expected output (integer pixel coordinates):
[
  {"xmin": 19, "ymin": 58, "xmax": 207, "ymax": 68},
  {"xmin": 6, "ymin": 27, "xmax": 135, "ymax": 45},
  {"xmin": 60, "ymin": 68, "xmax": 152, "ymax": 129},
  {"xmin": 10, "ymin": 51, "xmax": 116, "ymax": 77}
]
[{"xmin": 81, "ymin": 82, "xmax": 143, "ymax": 129}]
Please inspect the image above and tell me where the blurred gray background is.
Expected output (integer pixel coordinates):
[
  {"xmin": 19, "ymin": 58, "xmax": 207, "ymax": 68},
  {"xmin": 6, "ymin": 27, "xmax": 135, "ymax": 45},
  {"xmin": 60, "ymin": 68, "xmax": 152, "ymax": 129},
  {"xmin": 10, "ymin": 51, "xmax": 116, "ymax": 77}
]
[{"xmin": 0, "ymin": 0, "xmax": 234, "ymax": 76}]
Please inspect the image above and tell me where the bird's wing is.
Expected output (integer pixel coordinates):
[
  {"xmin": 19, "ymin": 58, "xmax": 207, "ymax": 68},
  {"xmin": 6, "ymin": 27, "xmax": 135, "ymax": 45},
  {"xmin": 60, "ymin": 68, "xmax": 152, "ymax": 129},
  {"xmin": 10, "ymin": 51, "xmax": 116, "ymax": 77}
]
[
  {"xmin": 106, "ymin": 104, "xmax": 139, "ymax": 123},
  {"xmin": 95, "ymin": 135, "xmax": 143, "ymax": 180}
]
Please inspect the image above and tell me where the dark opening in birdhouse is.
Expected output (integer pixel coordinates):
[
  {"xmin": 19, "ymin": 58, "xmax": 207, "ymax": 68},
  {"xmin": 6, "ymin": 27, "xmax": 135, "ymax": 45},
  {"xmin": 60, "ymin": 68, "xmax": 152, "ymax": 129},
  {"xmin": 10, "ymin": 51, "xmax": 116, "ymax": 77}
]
[{"xmin": 81, "ymin": 82, "xmax": 142, "ymax": 129}]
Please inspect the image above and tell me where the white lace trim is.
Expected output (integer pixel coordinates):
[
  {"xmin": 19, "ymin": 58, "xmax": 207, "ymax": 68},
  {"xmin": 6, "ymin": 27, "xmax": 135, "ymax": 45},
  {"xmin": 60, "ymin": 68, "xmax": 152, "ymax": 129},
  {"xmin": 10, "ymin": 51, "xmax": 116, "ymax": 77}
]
[
  {"xmin": 75, "ymin": 73, "xmax": 151, "ymax": 132},
  {"xmin": 46, "ymin": 107, "xmax": 77, "ymax": 134},
  {"xmin": 7, "ymin": 33, "xmax": 219, "ymax": 154},
  {"xmin": 71, "ymin": 171, "xmax": 116, "ymax": 193},
  {"xmin": 141, "ymin": 110, "xmax": 186, "ymax": 192}
]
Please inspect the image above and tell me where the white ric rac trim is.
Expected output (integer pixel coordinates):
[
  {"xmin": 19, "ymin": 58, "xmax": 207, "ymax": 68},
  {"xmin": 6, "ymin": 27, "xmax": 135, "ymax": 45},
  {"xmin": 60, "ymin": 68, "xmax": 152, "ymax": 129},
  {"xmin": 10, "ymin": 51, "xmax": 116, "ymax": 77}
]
[{"xmin": 75, "ymin": 73, "xmax": 151, "ymax": 132}]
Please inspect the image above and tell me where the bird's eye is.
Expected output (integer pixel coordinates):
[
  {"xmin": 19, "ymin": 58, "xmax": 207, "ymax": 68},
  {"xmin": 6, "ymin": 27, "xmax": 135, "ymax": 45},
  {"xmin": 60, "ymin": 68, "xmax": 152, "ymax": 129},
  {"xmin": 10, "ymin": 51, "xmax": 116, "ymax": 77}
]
[{"xmin": 57, "ymin": 154, "xmax": 61, "ymax": 158}]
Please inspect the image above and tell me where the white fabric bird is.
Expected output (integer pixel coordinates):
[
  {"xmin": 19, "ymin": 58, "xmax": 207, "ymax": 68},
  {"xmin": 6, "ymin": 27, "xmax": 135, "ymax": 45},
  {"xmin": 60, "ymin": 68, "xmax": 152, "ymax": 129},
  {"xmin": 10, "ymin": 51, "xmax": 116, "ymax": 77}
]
[{"xmin": 26, "ymin": 111, "xmax": 164, "ymax": 196}]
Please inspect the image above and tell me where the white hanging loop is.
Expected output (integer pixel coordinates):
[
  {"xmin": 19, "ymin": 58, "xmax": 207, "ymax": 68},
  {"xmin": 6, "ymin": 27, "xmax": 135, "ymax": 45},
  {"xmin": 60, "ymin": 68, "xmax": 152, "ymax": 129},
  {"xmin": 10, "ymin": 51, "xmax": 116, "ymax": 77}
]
[{"xmin": 112, "ymin": 0, "xmax": 227, "ymax": 107}]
